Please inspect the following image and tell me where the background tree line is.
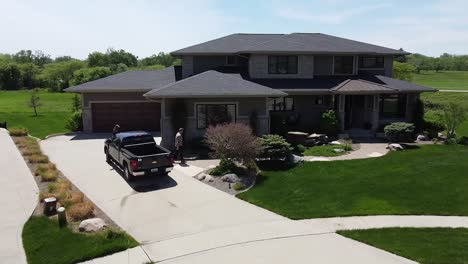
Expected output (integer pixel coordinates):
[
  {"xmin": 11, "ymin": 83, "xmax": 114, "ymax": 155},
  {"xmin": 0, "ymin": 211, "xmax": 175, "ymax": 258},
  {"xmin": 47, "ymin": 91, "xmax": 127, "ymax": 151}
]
[{"xmin": 0, "ymin": 49, "xmax": 180, "ymax": 92}]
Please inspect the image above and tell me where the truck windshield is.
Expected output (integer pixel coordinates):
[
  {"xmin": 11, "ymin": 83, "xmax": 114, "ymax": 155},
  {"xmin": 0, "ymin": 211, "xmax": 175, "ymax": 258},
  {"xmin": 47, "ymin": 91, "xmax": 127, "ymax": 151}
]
[{"xmin": 122, "ymin": 135, "xmax": 155, "ymax": 146}]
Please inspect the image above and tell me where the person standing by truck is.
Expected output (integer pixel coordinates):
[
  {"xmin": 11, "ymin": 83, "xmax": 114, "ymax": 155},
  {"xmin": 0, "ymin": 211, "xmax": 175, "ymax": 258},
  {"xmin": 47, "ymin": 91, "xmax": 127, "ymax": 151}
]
[
  {"xmin": 112, "ymin": 124, "xmax": 121, "ymax": 137},
  {"xmin": 174, "ymin": 128, "xmax": 185, "ymax": 164}
]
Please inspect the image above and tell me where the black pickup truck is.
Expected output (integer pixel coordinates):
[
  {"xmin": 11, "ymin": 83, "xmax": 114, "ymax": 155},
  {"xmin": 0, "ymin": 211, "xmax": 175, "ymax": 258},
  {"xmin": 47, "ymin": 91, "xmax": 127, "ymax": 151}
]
[{"xmin": 104, "ymin": 131, "xmax": 173, "ymax": 181}]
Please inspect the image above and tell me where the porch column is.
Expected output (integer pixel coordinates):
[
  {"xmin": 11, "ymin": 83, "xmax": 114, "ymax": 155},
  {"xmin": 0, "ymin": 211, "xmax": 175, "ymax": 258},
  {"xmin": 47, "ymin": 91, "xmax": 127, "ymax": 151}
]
[
  {"xmin": 371, "ymin": 95, "xmax": 380, "ymax": 131},
  {"xmin": 337, "ymin": 95, "xmax": 345, "ymax": 131}
]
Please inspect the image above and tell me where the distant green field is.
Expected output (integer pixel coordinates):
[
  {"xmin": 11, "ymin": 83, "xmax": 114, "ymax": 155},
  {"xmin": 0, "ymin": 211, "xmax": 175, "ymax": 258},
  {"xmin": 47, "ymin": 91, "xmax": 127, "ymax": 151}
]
[
  {"xmin": 0, "ymin": 90, "xmax": 75, "ymax": 138},
  {"xmin": 413, "ymin": 71, "xmax": 468, "ymax": 90}
]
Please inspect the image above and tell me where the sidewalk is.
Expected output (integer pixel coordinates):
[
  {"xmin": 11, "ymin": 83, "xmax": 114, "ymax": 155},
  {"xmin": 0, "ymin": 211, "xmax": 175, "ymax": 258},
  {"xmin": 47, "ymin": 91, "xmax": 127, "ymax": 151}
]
[
  {"xmin": 305, "ymin": 143, "xmax": 389, "ymax": 161},
  {"xmin": 0, "ymin": 129, "xmax": 39, "ymax": 264}
]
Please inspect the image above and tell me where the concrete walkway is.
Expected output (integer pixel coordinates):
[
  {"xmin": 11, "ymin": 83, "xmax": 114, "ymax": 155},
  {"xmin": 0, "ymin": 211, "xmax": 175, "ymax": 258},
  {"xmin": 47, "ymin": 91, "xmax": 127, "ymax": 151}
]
[
  {"xmin": 0, "ymin": 129, "xmax": 39, "ymax": 264},
  {"xmin": 439, "ymin": 89, "xmax": 468, "ymax": 92},
  {"xmin": 304, "ymin": 143, "xmax": 389, "ymax": 161}
]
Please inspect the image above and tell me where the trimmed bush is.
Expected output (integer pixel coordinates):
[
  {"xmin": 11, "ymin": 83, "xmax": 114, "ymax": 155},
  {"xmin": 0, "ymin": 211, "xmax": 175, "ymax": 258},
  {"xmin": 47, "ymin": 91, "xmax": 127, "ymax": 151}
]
[
  {"xmin": 62, "ymin": 191, "xmax": 84, "ymax": 207},
  {"xmin": 65, "ymin": 111, "xmax": 83, "ymax": 132},
  {"xmin": 8, "ymin": 127, "xmax": 28, "ymax": 136},
  {"xmin": 295, "ymin": 144, "xmax": 307, "ymax": 153},
  {"xmin": 458, "ymin": 136, "xmax": 468, "ymax": 146},
  {"xmin": 68, "ymin": 202, "xmax": 95, "ymax": 221},
  {"xmin": 320, "ymin": 110, "xmax": 340, "ymax": 135},
  {"xmin": 259, "ymin": 134, "xmax": 292, "ymax": 160},
  {"xmin": 209, "ymin": 158, "xmax": 236, "ymax": 176},
  {"xmin": 423, "ymin": 119, "xmax": 445, "ymax": 139},
  {"xmin": 28, "ymin": 154, "xmax": 49, "ymax": 163},
  {"xmin": 384, "ymin": 122, "xmax": 415, "ymax": 142}
]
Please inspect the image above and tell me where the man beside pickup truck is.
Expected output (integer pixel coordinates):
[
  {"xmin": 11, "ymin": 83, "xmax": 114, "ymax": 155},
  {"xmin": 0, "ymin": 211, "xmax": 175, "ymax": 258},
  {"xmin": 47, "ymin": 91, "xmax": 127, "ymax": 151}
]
[{"xmin": 174, "ymin": 128, "xmax": 185, "ymax": 164}]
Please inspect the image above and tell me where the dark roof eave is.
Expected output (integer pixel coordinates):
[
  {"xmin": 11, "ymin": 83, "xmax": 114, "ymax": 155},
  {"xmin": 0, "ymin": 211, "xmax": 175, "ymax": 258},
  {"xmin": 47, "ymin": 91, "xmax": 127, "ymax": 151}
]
[
  {"xmin": 144, "ymin": 94, "xmax": 286, "ymax": 99},
  {"xmin": 171, "ymin": 51, "xmax": 410, "ymax": 56}
]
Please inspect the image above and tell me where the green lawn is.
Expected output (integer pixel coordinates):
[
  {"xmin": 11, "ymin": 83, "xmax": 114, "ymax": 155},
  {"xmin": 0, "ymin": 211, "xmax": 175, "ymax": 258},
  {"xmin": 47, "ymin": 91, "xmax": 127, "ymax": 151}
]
[
  {"xmin": 238, "ymin": 145, "xmax": 468, "ymax": 219},
  {"xmin": 421, "ymin": 92, "xmax": 468, "ymax": 136},
  {"xmin": 23, "ymin": 217, "xmax": 139, "ymax": 264},
  {"xmin": 302, "ymin": 144, "xmax": 349, "ymax": 157},
  {"xmin": 339, "ymin": 228, "xmax": 468, "ymax": 264},
  {"xmin": 0, "ymin": 90, "xmax": 75, "ymax": 138},
  {"xmin": 413, "ymin": 71, "xmax": 468, "ymax": 90}
]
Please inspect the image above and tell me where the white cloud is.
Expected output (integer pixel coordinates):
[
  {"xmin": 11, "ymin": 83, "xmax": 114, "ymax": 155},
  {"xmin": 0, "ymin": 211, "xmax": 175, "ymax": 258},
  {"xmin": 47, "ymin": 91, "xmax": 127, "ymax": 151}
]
[{"xmin": 277, "ymin": 3, "xmax": 391, "ymax": 24}]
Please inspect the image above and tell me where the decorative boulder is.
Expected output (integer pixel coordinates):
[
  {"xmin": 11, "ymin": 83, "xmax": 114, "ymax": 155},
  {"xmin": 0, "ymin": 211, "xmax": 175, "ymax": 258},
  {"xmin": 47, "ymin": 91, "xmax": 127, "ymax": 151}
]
[
  {"xmin": 416, "ymin": 134, "xmax": 428, "ymax": 142},
  {"xmin": 79, "ymin": 218, "xmax": 106, "ymax": 232},
  {"xmin": 286, "ymin": 154, "xmax": 304, "ymax": 165},
  {"xmin": 195, "ymin": 173, "xmax": 206, "ymax": 181},
  {"xmin": 330, "ymin": 141, "xmax": 342, "ymax": 145},
  {"xmin": 221, "ymin": 174, "xmax": 241, "ymax": 183},
  {"xmin": 387, "ymin": 143, "xmax": 405, "ymax": 151},
  {"xmin": 333, "ymin": 148, "xmax": 345, "ymax": 153},
  {"xmin": 205, "ymin": 175, "xmax": 215, "ymax": 182},
  {"xmin": 287, "ymin": 131, "xmax": 309, "ymax": 145},
  {"xmin": 308, "ymin": 133, "xmax": 328, "ymax": 145}
]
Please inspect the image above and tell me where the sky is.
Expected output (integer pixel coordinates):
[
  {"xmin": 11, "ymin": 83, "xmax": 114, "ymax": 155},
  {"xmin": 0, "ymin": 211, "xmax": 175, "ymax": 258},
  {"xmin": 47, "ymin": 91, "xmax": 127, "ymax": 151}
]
[{"xmin": 1, "ymin": 0, "xmax": 467, "ymax": 59}]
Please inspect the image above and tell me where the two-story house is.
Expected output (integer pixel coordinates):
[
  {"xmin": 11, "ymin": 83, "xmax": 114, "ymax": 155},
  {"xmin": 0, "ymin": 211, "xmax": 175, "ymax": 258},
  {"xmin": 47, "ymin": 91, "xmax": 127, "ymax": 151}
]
[{"xmin": 66, "ymin": 33, "xmax": 436, "ymax": 147}]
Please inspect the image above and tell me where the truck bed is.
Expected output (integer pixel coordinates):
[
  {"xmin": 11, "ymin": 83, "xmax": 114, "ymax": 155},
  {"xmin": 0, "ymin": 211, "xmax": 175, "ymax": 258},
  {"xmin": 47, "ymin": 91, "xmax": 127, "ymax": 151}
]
[{"xmin": 124, "ymin": 143, "xmax": 168, "ymax": 157}]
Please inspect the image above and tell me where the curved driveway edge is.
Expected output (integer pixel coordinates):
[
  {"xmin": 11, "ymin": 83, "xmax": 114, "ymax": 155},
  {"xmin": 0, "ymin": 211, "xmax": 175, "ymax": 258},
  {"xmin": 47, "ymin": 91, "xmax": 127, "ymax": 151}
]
[{"xmin": 0, "ymin": 129, "xmax": 39, "ymax": 264}]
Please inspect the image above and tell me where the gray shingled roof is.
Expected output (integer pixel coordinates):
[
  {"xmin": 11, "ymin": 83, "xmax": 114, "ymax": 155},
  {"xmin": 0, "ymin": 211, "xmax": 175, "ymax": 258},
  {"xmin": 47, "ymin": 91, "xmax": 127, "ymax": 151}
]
[
  {"xmin": 331, "ymin": 79, "xmax": 397, "ymax": 94},
  {"xmin": 171, "ymin": 33, "xmax": 408, "ymax": 55},
  {"xmin": 144, "ymin": 70, "xmax": 287, "ymax": 98},
  {"xmin": 64, "ymin": 66, "xmax": 180, "ymax": 92}
]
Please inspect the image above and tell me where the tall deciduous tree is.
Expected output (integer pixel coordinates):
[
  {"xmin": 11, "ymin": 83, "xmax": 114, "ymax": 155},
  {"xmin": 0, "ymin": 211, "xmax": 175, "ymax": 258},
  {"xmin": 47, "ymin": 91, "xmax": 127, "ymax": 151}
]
[
  {"xmin": 70, "ymin": 66, "xmax": 112, "ymax": 86},
  {"xmin": 393, "ymin": 62, "xmax": 414, "ymax": 81},
  {"xmin": 39, "ymin": 60, "xmax": 86, "ymax": 91},
  {"xmin": 0, "ymin": 63, "xmax": 22, "ymax": 90}
]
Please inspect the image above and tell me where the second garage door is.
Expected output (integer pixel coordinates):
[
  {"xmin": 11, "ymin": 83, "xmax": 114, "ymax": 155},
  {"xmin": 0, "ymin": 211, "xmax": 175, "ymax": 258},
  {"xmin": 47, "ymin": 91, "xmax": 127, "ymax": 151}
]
[{"xmin": 92, "ymin": 102, "xmax": 161, "ymax": 132}]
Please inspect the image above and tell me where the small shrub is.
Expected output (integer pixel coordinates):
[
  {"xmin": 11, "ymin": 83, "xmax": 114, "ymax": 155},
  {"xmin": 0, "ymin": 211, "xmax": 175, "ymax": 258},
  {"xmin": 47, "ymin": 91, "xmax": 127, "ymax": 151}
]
[
  {"xmin": 21, "ymin": 147, "xmax": 42, "ymax": 156},
  {"xmin": 204, "ymin": 123, "xmax": 262, "ymax": 164},
  {"xmin": 259, "ymin": 134, "xmax": 292, "ymax": 160},
  {"xmin": 14, "ymin": 137, "xmax": 37, "ymax": 148},
  {"xmin": 65, "ymin": 111, "xmax": 82, "ymax": 132},
  {"xmin": 9, "ymin": 127, "xmax": 28, "ymax": 136},
  {"xmin": 295, "ymin": 144, "xmax": 306, "ymax": 153},
  {"xmin": 35, "ymin": 163, "xmax": 56, "ymax": 176},
  {"xmin": 67, "ymin": 201, "xmax": 94, "ymax": 221},
  {"xmin": 232, "ymin": 182, "xmax": 245, "ymax": 191},
  {"xmin": 209, "ymin": 158, "xmax": 236, "ymax": 176},
  {"xmin": 44, "ymin": 180, "xmax": 72, "ymax": 203},
  {"xmin": 28, "ymin": 154, "xmax": 49, "ymax": 163},
  {"xmin": 423, "ymin": 119, "xmax": 445, "ymax": 139},
  {"xmin": 438, "ymin": 102, "xmax": 468, "ymax": 139},
  {"xmin": 342, "ymin": 144, "xmax": 353, "ymax": 151},
  {"xmin": 445, "ymin": 137, "xmax": 458, "ymax": 145},
  {"xmin": 384, "ymin": 122, "xmax": 415, "ymax": 142},
  {"xmin": 62, "ymin": 191, "xmax": 84, "ymax": 207},
  {"xmin": 320, "ymin": 110, "xmax": 340, "ymax": 135},
  {"xmin": 40, "ymin": 170, "xmax": 59, "ymax": 182},
  {"xmin": 457, "ymin": 136, "xmax": 468, "ymax": 146}
]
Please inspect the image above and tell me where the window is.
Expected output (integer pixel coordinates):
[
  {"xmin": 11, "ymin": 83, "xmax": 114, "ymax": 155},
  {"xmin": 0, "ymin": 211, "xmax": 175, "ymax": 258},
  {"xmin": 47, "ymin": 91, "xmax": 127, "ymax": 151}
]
[
  {"xmin": 359, "ymin": 56, "xmax": 384, "ymax": 69},
  {"xmin": 379, "ymin": 94, "xmax": 407, "ymax": 118},
  {"xmin": 196, "ymin": 104, "xmax": 236, "ymax": 129},
  {"xmin": 334, "ymin": 56, "xmax": 354, "ymax": 75},
  {"xmin": 226, "ymin": 55, "xmax": 237, "ymax": 65},
  {"xmin": 269, "ymin": 97, "xmax": 294, "ymax": 111},
  {"xmin": 314, "ymin": 96, "xmax": 325, "ymax": 105},
  {"xmin": 268, "ymin": 56, "xmax": 298, "ymax": 74}
]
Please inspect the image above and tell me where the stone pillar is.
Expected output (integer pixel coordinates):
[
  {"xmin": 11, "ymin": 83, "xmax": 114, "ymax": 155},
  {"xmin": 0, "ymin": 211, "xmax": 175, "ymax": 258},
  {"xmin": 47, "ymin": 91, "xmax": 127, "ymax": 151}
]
[
  {"xmin": 405, "ymin": 93, "xmax": 415, "ymax": 122},
  {"xmin": 82, "ymin": 107, "xmax": 92, "ymax": 133},
  {"xmin": 337, "ymin": 95, "xmax": 346, "ymax": 131},
  {"xmin": 371, "ymin": 95, "xmax": 380, "ymax": 131}
]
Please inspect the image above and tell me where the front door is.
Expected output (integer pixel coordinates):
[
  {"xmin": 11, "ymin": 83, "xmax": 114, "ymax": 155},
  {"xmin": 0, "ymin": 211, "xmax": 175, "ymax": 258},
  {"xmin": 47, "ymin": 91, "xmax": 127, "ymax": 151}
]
[{"xmin": 344, "ymin": 95, "xmax": 367, "ymax": 129}]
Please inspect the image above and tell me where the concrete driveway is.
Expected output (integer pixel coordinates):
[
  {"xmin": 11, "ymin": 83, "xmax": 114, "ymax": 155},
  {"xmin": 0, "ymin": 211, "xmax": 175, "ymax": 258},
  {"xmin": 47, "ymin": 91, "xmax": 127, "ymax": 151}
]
[
  {"xmin": 41, "ymin": 133, "xmax": 416, "ymax": 264},
  {"xmin": 0, "ymin": 129, "xmax": 38, "ymax": 264}
]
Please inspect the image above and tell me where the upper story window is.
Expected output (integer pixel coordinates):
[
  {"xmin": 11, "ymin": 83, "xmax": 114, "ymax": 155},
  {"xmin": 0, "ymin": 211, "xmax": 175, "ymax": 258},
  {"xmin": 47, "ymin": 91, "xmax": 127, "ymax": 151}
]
[
  {"xmin": 334, "ymin": 56, "xmax": 354, "ymax": 75},
  {"xmin": 268, "ymin": 56, "xmax": 298, "ymax": 74},
  {"xmin": 226, "ymin": 55, "xmax": 237, "ymax": 65},
  {"xmin": 359, "ymin": 56, "xmax": 384, "ymax": 69}
]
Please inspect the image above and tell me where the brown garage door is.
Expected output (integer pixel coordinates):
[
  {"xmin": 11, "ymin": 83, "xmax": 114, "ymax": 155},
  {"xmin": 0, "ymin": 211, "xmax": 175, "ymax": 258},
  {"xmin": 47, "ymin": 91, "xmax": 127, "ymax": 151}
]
[{"xmin": 92, "ymin": 102, "xmax": 161, "ymax": 132}]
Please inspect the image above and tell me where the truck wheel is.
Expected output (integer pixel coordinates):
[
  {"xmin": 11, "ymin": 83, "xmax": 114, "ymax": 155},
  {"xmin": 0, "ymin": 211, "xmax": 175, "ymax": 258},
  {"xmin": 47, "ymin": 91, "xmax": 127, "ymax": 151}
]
[
  {"xmin": 106, "ymin": 152, "xmax": 111, "ymax": 163},
  {"xmin": 124, "ymin": 164, "xmax": 134, "ymax": 182}
]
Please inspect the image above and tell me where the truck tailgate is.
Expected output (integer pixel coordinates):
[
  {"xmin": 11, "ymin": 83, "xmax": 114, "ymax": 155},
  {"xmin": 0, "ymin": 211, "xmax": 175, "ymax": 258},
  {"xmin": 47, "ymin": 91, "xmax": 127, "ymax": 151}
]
[{"xmin": 140, "ymin": 154, "xmax": 171, "ymax": 169}]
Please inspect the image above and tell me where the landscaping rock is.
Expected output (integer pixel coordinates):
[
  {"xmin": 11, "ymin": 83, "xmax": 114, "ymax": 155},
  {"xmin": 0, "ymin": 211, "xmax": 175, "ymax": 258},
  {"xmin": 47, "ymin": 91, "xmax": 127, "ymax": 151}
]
[
  {"xmin": 221, "ymin": 173, "xmax": 241, "ymax": 183},
  {"xmin": 416, "ymin": 134, "xmax": 428, "ymax": 142},
  {"xmin": 287, "ymin": 131, "xmax": 309, "ymax": 145},
  {"xmin": 287, "ymin": 154, "xmax": 304, "ymax": 164},
  {"xmin": 205, "ymin": 175, "xmax": 215, "ymax": 182},
  {"xmin": 387, "ymin": 143, "xmax": 404, "ymax": 151},
  {"xmin": 79, "ymin": 218, "xmax": 106, "ymax": 232},
  {"xmin": 330, "ymin": 141, "xmax": 341, "ymax": 145},
  {"xmin": 196, "ymin": 173, "xmax": 206, "ymax": 181},
  {"xmin": 333, "ymin": 148, "xmax": 345, "ymax": 153}
]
